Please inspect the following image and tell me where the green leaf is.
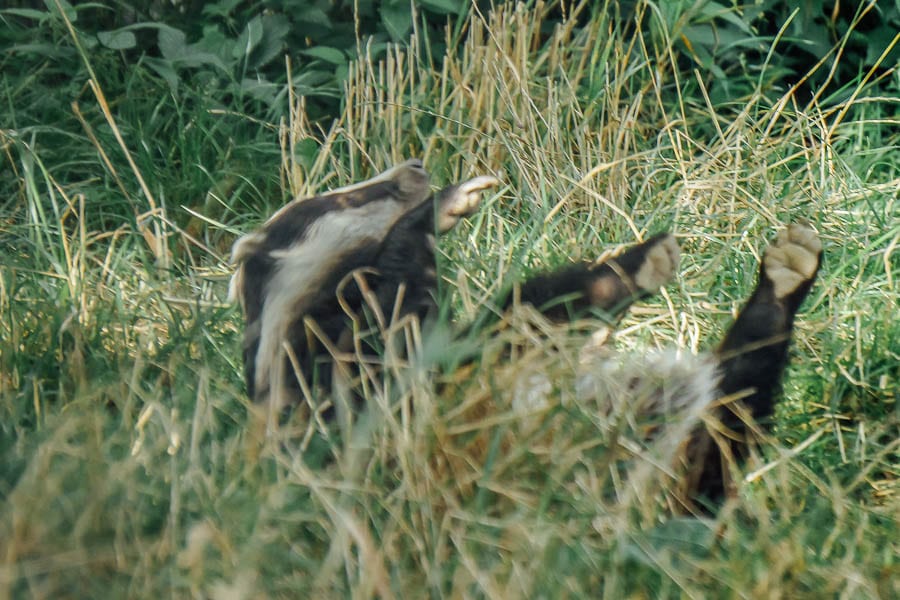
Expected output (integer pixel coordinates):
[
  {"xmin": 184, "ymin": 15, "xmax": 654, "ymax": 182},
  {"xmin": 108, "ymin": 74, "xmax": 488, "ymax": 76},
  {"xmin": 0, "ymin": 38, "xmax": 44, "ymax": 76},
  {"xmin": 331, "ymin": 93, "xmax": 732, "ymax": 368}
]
[
  {"xmin": 622, "ymin": 517, "xmax": 716, "ymax": 568},
  {"xmin": 381, "ymin": 2, "xmax": 413, "ymax": 43},
  {"xmin": 362, "ymin": 41, "xmax": 390, "ymax": 61},
  {"xmin": 683, "ymin": 24, "xmax": 717, "ymax": 49},
  {"xmin": 248, "ymin": 16, "xmax": 290, "ymax": 69},
  {"xmin": 697, "ymin": 1, "xmax": 752, "ymax": 34},
  {"xmin": 202, "ymin": 0, "xmax": 243, "ymax": 19},
  {"xmin": 297, "ymin": 6, "xmax": 331, "ymax": 27},
  {"xmin": 334, "ymin": 62, "xmax": 350, "ymax": 84},
  {"xmin": 0, "ymin": 9, "xmax": 50, "ymax": 21},
  {"xmin": 299, "ymin": 46, "xmax": 346, "ymax": 65},
  {"xmin": 293, "ymin": 138, "xmax": 320, "ymax": 171},
  {"xmin": 197, "ymin": 25, "xmax": 229, "ymax": 56},
  {"xmin": 420, "ymin": 0, "xmax": 464, "ymax": 15},
  {"xmin": 292, "ymin": 68, "xmax": 341, "ymax": 96},
  {"xmin": 44, "ymin": 0, "xmax": 75, "ymax": 22},
  {"xmin": 865, "ymin": 26, "xmax": 900, "ymax": 66},
  {"xmin": 7, "ymin": 43, "xmax": 69, "ymax": 59},
  {"xmin": 158, "ymin": 27, "xmax": 187, "ymax": 61},
  {"xmin": 240, "ymin": 77, "xmax": 279, "ymax": 105},
  {"xmin": 233, "ymin": 15, "xmax": 264, "ymax": 60},
  {"xmin": 157, "ymin": 26, "xmax": 230, "ymax": 73},
  {"xmin": 144, "ymin": 57, "xmax": 180, "ymax": 92},
  {"xmin": 97, "ymin": 30, "xmax": 137, "ymax": 50}
]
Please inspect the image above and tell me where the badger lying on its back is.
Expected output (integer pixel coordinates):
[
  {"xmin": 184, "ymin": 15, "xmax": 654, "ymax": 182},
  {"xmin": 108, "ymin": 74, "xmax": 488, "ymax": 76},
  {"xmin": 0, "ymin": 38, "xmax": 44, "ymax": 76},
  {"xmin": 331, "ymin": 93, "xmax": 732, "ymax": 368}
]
[
  {"xmin": 230, "ymin": 159, "xmax": 822, "ymax": 509},
  {"xmin": 229, "ymin": 160, "xmax": 500, "ymax": 409}
]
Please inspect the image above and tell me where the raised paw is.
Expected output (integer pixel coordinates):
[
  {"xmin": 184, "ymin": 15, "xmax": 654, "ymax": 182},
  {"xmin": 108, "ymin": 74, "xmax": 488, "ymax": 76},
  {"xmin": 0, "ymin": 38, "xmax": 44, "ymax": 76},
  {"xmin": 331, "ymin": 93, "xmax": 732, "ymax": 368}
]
[
  {"xmin": 631, "ymin": 233, "xmax": 681, "ymax": 294},
  {"xmin": 763, "ymin": 222, "xmax": 822, "ymax": 299},
  {"xmin": 436, "ymin": 175, "xmax": 500, "ymax": 232},
  {"xmin": 585, "ymin": 233, "xmax": 680, "ymax": 313}
]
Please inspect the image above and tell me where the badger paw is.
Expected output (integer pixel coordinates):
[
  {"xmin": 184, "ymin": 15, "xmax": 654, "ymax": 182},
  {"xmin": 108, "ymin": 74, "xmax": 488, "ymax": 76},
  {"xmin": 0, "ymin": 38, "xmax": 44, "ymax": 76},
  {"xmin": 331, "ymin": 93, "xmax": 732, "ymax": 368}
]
[
  {"xmin": 436, "ymin": 175, "xmax": 500, "ymax": 232},
  {"xmin": 631, "ymin": 233, "xmax": 681, "ymax": 295},
  {"xmin": 763, "ymin": 222, "xmax": 822, "ymax": 299},
  {"xmin": 585, "ymin": 233, "xmax": 680, "ymax": 312}
]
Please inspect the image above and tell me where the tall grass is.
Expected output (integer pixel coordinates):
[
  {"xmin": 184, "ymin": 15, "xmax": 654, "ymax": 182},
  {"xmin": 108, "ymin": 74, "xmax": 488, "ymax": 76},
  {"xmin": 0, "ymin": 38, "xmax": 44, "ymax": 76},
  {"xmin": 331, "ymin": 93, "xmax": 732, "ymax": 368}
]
[{"xmin": 1, "ymin": 1, "xmax": 898, "ymax": 597}]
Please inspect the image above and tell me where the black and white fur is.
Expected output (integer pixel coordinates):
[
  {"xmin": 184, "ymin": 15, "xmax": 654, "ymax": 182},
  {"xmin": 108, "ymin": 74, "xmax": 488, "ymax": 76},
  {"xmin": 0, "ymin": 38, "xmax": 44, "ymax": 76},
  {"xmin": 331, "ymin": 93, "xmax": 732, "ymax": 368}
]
[
  {"xmin": 230, "ymin": 160, "xmax": 822, "ymax": 508},
  {"xmin": 230, "ymin": 160, "xmax": 499, "ymax": 410}
]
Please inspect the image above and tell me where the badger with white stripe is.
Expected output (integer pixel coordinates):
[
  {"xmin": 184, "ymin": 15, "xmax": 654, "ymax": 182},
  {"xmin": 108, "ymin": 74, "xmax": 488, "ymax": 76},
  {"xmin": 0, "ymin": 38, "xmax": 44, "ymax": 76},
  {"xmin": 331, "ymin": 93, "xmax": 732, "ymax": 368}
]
[{"xmin": 230, "ymin": 159, "xmax": 822, "ymax": 509}]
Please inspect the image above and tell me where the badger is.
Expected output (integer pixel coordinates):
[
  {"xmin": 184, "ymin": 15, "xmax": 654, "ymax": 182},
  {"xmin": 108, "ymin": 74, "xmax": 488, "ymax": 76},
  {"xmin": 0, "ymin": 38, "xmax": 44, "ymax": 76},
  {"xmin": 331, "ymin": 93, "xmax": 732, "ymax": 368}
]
[{"xmin": 230, "ymin": 159, "xmax": 822, "ymax": 509}]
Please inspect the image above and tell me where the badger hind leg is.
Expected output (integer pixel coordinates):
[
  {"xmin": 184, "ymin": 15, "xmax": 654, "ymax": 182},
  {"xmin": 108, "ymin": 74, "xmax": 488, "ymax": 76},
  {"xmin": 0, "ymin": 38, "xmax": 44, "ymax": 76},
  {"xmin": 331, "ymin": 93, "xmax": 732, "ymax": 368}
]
[
  {"xmin": 691, "ymin": 222, "xmax": 822, "ymax": 507},
  {"xmin": 716, "ymin": 222, "xmax": 822, "ymax": 426},
  {"xmin": 512, "ymin": 232, "xmax": 680, "ymax": 322}
]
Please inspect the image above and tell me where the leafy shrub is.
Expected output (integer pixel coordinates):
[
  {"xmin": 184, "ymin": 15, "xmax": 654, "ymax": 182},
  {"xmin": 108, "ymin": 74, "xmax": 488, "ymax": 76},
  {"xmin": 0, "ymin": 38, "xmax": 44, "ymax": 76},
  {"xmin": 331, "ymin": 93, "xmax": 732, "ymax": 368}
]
[
  {"xmin": 2, "ymin": 0, "xmax": 473, "ymax": 121},
  {"xmin": 624, "ymin": 0, "xmax": 900, "ymax": 102}
]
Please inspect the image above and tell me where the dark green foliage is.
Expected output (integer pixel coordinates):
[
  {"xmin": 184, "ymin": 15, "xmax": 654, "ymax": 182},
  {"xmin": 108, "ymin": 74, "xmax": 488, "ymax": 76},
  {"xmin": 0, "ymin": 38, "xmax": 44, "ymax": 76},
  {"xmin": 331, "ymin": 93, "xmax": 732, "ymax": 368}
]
[
  {"xmin": 5, "ymin": 1, "xmax": 895, "ymax": 124},
  {"xmin": 2, "ymin": 0, "xmax": 473, "ymax": 121},
  {"xmin": 606, "ymin": 0, "xmax": 900, "ymax": 102}
]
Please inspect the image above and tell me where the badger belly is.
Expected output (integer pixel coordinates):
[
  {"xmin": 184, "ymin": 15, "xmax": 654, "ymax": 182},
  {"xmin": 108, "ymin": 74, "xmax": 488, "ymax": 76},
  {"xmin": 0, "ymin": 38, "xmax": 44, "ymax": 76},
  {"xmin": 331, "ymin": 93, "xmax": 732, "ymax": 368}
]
[{"xmin": 513, "ymin": 348, "xmax": 722, "ymax": 433}]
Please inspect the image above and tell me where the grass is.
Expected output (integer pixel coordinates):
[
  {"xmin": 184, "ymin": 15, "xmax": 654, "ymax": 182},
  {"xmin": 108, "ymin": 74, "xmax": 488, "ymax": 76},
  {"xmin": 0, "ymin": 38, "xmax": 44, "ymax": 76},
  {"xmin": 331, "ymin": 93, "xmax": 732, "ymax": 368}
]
[{"xmin": 2, "ymin": 2, "xmax": 898, "ymax": 597}]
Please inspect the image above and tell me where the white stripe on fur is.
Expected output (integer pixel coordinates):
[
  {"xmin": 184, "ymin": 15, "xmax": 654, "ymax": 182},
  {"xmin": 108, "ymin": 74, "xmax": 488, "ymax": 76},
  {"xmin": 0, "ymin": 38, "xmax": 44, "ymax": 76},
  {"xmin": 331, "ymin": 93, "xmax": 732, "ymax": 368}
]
[{"xmin": 253, "ymin": 199, "xmax": 411, "ymax": 409}]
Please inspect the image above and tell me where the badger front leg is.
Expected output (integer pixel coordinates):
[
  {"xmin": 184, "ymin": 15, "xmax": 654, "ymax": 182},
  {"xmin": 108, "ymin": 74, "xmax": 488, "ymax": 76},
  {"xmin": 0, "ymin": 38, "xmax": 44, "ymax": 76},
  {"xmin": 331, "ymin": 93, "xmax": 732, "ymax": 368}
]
[
  {"xmin": 366, "ymin": 175, "xmax": 501, "ymax": 321},
  {"xmin": 690, "ymin": 222, "xmax": 822, "ymax": 506},
  {"xmin": 510, "ymin": 233, "xmax": 681, "ymax": 322},
  {"xmin": 323, "ymin": 175, "xmax": 499, "ymax": 422}
]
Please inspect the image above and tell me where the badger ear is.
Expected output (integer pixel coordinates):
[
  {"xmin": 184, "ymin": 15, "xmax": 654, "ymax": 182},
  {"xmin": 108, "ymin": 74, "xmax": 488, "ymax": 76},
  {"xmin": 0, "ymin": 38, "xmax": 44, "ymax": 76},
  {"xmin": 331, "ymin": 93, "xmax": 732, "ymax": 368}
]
[
  {"xmin": 436, "ymin": 175, "xmax": 500, "ymax": 232},
  {"xmin": 228, "ymin": 232, "xmax": 267, "ymax": 305},
  {"xmin": 230, "ymin": 231, "xmax": 265, "ymax": 265}
]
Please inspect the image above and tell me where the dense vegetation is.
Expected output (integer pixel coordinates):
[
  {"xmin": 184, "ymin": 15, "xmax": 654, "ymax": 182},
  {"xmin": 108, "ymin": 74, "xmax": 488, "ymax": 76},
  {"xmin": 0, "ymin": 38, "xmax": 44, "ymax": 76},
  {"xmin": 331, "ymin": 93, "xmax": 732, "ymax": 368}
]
[{"xmin": 2, "ymin": 1, "xmax": 897, "ymax": 597}]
